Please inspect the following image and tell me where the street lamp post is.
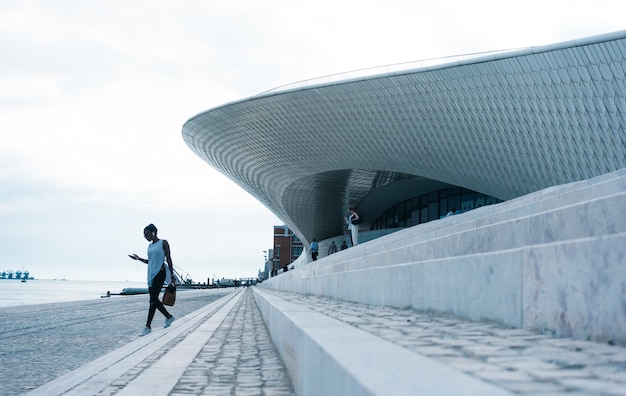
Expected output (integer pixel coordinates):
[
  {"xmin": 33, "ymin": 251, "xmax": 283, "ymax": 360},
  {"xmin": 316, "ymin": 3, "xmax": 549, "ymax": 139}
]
[{"xmin": 262, "ymin": 251, "xmax": 268, "ymax": 279}]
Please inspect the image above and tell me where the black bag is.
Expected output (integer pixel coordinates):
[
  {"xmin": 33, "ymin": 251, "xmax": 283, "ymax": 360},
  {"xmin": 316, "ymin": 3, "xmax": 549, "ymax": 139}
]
[{"xmin": 351, "ymin": 214, "xmax": 363, "ymax": 225}]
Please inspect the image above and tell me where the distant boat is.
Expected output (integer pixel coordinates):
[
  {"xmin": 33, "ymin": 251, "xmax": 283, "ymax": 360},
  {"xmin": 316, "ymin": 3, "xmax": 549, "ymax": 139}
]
[
  {"xmin": 118, "ymin": 286, "xmax": 178, "ymax": 295},
  {"xmin": 119, "ymin": 287, "xmax": 149, "ymax": 295}
]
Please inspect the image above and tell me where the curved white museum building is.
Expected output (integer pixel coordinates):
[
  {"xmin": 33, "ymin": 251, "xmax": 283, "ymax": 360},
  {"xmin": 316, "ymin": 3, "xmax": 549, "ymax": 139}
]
[{"xmin": 183, "ymin": 30, "xmax": 626, "ymax": 249}]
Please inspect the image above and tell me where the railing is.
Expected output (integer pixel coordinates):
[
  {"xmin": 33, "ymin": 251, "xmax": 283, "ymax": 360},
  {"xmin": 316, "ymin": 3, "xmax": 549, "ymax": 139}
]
[{"xmin": 257, "ymin": 47, "xmax": 528, "ymax": 96}]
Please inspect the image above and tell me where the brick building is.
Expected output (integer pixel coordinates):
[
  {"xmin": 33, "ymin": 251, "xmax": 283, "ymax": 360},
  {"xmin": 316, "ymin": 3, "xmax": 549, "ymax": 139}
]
[{"xmin": 271, "ymin": 226, "xmax": 303, "ymax": 276}]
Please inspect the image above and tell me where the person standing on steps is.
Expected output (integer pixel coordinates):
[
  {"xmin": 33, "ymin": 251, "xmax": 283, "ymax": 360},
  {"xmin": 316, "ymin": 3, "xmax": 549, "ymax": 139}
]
[
  {"xmin": 347, "ymin": 207, "xmax": 360, "ymax": 247},
  {"xmin": 327, "ymin": 241, "xmax": 337, "ymax": 255},
  {"xmin": 129, "ymin": 224, "xmax": 175, "ymax": 336},
  {"xmin": 310, "ymin": 239, "xmax": 319, "ymax": 261}
]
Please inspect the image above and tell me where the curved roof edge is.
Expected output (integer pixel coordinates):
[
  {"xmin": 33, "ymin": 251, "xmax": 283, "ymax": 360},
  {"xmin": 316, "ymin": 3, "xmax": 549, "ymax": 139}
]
[{"xmin": 186, "ymin": 29, "xmax": 626, "ymax": 122}]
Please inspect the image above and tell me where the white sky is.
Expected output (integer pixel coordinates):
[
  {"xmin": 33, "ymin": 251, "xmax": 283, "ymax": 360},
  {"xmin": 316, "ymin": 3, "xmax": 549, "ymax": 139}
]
[{"xmin": 1, "ymin": 0, "xmax": 624, "ymax": 283}]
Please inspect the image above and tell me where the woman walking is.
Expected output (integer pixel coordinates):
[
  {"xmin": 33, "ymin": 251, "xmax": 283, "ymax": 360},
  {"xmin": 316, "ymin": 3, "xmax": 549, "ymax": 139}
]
[{"xmin": 129, "ymin": 224, "xmax": 175, "ymax": 336}]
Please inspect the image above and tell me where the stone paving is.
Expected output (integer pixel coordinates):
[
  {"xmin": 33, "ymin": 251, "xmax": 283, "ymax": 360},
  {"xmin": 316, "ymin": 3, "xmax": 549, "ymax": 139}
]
[
  {"xmin": 262, "ymin": 289, "xmax": 626, "ymax": 396},
  {"xmin": 22, "ymin": 288, "xmax": 295, "ymax": 396},
  {"xmin": 16, "ymin": 286, "xmax": 626, "ymax": 395},
  {"xmin": 171, "ymin": 288, "xmax": 295, "ymax": 396},
  {"xmin": 0, "ymin": 289, "xmax": 234, "ymax": 396}
]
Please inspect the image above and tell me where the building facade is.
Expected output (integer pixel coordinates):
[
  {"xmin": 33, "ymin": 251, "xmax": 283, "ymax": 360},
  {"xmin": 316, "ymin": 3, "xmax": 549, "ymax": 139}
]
[
  {"xmin": 183, "ymin": 30, "xmax": 626, "ymax": 251},
  {"xmin": 271, "ymin": 226, "xmax": 303, "ymax": 275}
]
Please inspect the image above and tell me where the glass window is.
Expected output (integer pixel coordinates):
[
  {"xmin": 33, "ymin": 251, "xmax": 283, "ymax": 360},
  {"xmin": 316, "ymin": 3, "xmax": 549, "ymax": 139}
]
[
  {"xmin": 386, "ymin": 207, "xmax": 397, "ymax": 228},
  {"xmin": 448, "ymin": 194, "xmax": 461, "ymax": 214},
  {"xmin": 410, "ymin": 209, "xmax": 420, "ymax": 226},
  {"xmin": 475, "ymin": 194, "xmax": 486, "ymax": 208},
  {"xmin": 461, "ymin": 192, "xmax": 475, "ymax": 212},
  {"xmin": 428, "ymin": 202, "xmax": 439, "ymax": 221},
  {"xmin": 411, "ymin": 197, "xmax": 420, "ymax": 211},
  {"xmin": 439, "ymin": 197, "xmax": 448, "ymax": 218},
  {"xmin": 421, "ymin": 207, "xmax": 428, "ymax": 223},
  {"xmin": 371, "ymin": 187, "xmax": 501, "ymax": 230}
]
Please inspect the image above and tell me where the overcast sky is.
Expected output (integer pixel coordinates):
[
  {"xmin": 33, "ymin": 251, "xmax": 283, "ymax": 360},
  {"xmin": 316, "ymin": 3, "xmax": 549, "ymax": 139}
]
[{"xmin": 1, "ymin": 0, "xmax": 624, "ymax": 283}]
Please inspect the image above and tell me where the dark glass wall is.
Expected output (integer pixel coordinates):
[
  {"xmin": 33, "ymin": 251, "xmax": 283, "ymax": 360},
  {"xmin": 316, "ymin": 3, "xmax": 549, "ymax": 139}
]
[{"xmin": 371, "ymin": 188, "xmax": 502, "ymax": 230}]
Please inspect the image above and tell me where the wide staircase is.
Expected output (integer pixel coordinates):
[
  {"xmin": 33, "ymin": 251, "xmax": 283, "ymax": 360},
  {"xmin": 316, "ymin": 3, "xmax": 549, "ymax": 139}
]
[
  {"xmin": 265, "ymin": 167, "xmax": 626, "ymax": 339},
  {"xmin": 256, "ymin": 167, "xmax": 626, "ymax": 395}
]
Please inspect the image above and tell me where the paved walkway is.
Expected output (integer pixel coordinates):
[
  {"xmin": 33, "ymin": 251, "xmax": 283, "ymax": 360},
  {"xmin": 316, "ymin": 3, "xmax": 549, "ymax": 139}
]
[
  {"xmin": 0, "ymin": 289, "xmax": 234, "ymax": 395},
  {"xmin": 26, "ymin": 289, "xmax": 295, "ymax": 396},
  {"xmin": 24, "ymin": 287, "xmax": 626, "ymax": 395},
  {"xmin": 171, "ymin": 289, "xmax": 294, "ymax": 396},
  {"xmin": 262, "ymin": 289, "xmax": 626, "ymax": 396}
]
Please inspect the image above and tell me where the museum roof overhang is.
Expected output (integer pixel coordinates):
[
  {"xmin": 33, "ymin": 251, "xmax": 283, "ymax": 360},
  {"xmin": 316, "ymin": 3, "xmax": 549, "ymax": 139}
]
[{"xmin": 183, "ymin": 30, "xmax": 626, "ymax": 245}]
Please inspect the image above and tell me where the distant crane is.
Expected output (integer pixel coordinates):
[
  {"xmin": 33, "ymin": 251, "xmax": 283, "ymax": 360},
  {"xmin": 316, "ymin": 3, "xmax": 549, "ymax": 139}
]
[{"xmin": 172, "ymin": 265, "xmax": 193, "ymax": 285}]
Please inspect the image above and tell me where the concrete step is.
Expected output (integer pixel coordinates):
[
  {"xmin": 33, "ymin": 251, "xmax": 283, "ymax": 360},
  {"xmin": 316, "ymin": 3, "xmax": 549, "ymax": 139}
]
[
  {"xmin": 253, "ymin": 287, "xmax": 626, "ymax": 396},
  {"xmin": 267, "ymin": 169, "xmax": 626, "ymax": 343},
  {"xmin": 338, "ymin": 167, "xmax": 626, "ymax": 256},
  {"xmin": 309, "ymin": 168, "xmax": 626, "ymax": 274}
]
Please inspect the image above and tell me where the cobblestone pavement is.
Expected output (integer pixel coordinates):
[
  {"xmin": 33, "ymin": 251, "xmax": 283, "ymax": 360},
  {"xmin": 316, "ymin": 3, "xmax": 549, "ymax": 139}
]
[
  {"xmin": 12, "ymin": 286, "xmax": 625, "ymax": 395},
  {"xmin": 172, "ymin": 288, "xmax": 295, "ymax": 396},
  {"xmin": 0, "ymin": 289, "xmax": 233, "ymax": 396},
  {"xmin": 263, "ymin": 289, "xmax": 626, "ymax": 396}
]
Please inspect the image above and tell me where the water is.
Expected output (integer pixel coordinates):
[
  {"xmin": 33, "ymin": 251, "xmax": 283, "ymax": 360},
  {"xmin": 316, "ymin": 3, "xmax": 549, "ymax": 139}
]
[{"xmin": 0, "ymin": 279, "xmax": 146, "ymax": 308}]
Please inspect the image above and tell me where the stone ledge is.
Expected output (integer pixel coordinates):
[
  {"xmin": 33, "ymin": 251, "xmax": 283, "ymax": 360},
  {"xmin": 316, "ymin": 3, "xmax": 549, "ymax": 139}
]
[{"xmin": 252, "ymin": 287, "xmax": 512, "ymax": 396}]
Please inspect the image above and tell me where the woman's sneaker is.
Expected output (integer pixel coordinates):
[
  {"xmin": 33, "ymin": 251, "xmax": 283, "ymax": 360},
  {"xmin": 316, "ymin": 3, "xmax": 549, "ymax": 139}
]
[
  {"xmin": 164, "ymin": 316, "xmax": 175, "ymax": 328},
  {"xmin": 139, "ymin": 326, "xmax": 151, "ymax": 337}
]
